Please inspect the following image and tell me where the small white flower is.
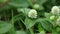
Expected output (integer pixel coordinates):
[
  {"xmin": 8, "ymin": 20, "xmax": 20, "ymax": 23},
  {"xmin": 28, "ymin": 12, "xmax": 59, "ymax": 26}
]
[
  {"xmin": 50, "ymin": 16, "xmax": 55, "ymax": 20},
  {"xmin": 56, "ymin": 17, "xmax": 60, "ymax": 26},
  {"xmin": 28, "ymin": 9, "xmax": 37, "ymax": 18},
  {"xmin": 51, "ymin": 6, "xmax": 60, "ymax": 15}
]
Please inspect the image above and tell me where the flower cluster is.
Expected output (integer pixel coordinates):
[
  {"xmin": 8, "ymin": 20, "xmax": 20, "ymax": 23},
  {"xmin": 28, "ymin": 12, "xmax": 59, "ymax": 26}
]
[
  {"xmin": 51, "ymin": 6, "xmax": 60, "ymax": 15},
  {"xmin": 28, "ymin": 9, "xmax": 37, "ymax": 18},
  {"xmin": 50, "ymin": 6, "xmax": 60, "ymax": 26}
]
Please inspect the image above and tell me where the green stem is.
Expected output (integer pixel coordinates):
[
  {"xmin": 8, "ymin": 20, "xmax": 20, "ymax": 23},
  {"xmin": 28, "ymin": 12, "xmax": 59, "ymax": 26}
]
[
  {"xmin": 9, "ymin": 10, "xmax": 15, "ymax": 34},
  {"xmin": 18, "ymin": 20, "xmax": 23, "ymax": 30},
  {"xmin": 19, "ymin": 18, "xmax": 25, "ymax": 24},
  {"xmin": 29, "ymin": 28, "xmax": 34, "ymax": 34},
  {"xmin": 4, "ymin": 12, "xmax": 7, "ymax": 21},
  {"xmin": 12, "ymin": 10, "xmax": 15, "ymax": 34}
]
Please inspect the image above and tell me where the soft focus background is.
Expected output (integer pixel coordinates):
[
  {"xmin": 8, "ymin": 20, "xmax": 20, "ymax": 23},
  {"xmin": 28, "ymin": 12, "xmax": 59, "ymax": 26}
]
[{"xmin": 0, "ymin": 0, "xmax": 60, "ymax": 34}]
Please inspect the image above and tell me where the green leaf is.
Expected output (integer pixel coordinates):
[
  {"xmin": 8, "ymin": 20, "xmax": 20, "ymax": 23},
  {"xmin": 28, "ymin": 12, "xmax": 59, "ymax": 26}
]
[
  {"xmin": 8, "ymin": 0, "xmax": 29, "ymax": 8},
  {"xmin": 17, "ymin": 8, "xmax": 30, "ymax": 16},
  {"xmin": 16, "ymin": 30, "xmax": 26, "ymax": 34},
  {"xmin": 38, "ymin": 23, "xmax": 45, "ymax": 32},
  {"xmin": 52, "ymin": 29, "xmax": 58, "ymax": 34},
  {"xmin": 36, "ymin": 0, "xmax": 47, "ymax": 5},
  {"xmin": 0, "ymin": 21, "xmax": 12, "ymax": 34},
  {"xmin": 44, "ymin": 13, "xmax": 57, "ymax": 27},
  {"xmin": 56, "ymin": 27, "xmax": 60, "ymax": 32},
  {"xmin": 0, "ymin": 5, "xmax": 10, "ymax": 11},
  {"xmin": 24, "ymin": 18, "xmax": 37, "ymax": 29},
  {"xmin": 37, "ymin": 18, "xmax": 53, "ymax": 32},
  {"xmin": 45, "ymin": 12, "xmax": 51, "ymax": 18},
  {"xmin": 44, "ymin": 13, "xmax": 52, "ymax": 22}
]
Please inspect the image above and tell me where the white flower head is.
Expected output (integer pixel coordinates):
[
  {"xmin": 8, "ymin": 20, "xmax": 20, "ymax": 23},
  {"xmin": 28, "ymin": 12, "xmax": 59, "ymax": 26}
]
[
  {"xmin": 50, "ymin": 16, "xmax": 55, "ymax": 20},
  {"xmin": 28, "ymin": 9, "xmax": 37, "ymax": 18},
  {"xmin": 56, "ymin": 17, "xmax": 60, "ymax": 26},
  {"xmin": 51, "ymin": 6, "xmax": 60, "ymax": 15}
]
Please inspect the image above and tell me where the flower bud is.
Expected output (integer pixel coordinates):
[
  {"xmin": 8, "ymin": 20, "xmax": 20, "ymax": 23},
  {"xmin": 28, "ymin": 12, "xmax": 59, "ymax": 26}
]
[
  {"xmin": 51, "ymin": 6, "xmax": 60, "ymax": 15},
  {"xmin": 17, "ymin": 8, "xmax": 24, "ymax": 12},
  {"xmin": 40, "ymin": 31, "xmax": 45, "ymax": 34},
  {"xmin": 56, "ymin": 17, "xmax": 60, "ymax": 26},
  {"xmin": 50, "ymin": 16, "xmax": 55, "ymax": 20},
  {"xmin": 28, "ymin": 9, "xmax": 37, "ymax": 18},
  {"xmin": 33, "ymin": 4, "xmax": 40, "ymax": 10}
]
